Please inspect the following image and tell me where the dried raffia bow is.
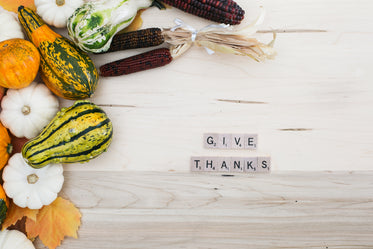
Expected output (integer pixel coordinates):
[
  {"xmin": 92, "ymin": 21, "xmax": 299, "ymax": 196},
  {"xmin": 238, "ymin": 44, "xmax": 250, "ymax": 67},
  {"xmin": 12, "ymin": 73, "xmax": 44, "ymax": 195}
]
[{"xmin": 99, "ymin": 8, "xmax": 276, "ymax": 77}]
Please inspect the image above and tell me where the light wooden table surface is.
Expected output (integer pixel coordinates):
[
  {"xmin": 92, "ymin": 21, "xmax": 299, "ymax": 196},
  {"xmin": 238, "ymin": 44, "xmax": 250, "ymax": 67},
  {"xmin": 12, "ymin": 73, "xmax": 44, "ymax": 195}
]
[{"xmin": 36, "ymin": 0, "xmax": 373, "ymax": 248}]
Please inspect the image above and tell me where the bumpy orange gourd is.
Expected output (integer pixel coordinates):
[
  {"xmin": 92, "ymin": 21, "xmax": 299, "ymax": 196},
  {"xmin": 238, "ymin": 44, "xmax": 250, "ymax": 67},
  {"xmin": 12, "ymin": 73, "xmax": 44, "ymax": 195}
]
[
  {"xmin": 0, "ymin": 122, "xmax": 12, "ymax": 170},
  {"xmin": 0, "ymin": 38, "xmax": 40, "ymax": 89}
]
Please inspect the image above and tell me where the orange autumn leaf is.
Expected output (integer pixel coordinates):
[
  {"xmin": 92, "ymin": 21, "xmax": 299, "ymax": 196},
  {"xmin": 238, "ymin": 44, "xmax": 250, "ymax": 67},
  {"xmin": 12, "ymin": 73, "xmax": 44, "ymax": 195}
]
[
  {"xmin": 0, "ymin": 0, "xmax": 36, "ymax": 12},
  {"xmin": 2, "ymin": 201, "xmax": 38, "ymax": 230},
  {"xmin": 26, "ymin": 197, "xmax": 81, "ymax": 249}
]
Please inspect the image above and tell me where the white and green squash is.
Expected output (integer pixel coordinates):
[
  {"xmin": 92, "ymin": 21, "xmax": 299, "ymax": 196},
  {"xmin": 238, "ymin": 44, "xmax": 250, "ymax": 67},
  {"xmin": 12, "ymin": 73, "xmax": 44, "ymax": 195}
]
[
  {"xmin": 22, "ymin": 100, "xmax": 113, "ymax": 168},
  {"xmin": 67, "ymin": 0, "xmax": 153, "ymax": 53}
]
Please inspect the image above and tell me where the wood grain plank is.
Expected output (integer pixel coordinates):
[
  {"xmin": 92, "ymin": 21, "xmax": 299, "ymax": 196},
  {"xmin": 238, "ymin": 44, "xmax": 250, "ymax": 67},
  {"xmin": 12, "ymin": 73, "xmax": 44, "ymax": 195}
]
[
  {"xmin": 139, "ymin": 0, "xmax": 373, "ymax": 32},
  {"xmin": 34, "ymin": 171, "xmax": 373, "ymax": 249},
  {"xmin": 59, "ymin": 32, "xmax": 373, "ymax": 172}
]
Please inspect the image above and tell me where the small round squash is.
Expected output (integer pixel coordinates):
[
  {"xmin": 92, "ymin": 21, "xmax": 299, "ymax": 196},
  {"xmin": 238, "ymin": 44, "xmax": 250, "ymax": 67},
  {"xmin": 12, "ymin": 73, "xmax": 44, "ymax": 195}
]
[
  {"xmin": 0, "ymin": 6, "xmax": 25, "ymax": 42},
  {"xmin": 3, "ymin": 153, "xmax": 64, "ymax": 210},
  {"xmin": 35, "ymin": 0, "xmax": 84, "ymax": 28},
  {"xmin": 0, "ymin": 122, "xmax": 12, "ymax": 170},
  {"xmin": 0, "ymin": 82, "xmax": 59, "ymax": 139},
  {"xmin": 0, "ymin": 229, "xmax": 35, "ymax": 249},
  {"xmin": 0, "ymin": 38, "xmax": 40, "ymax": 89}
]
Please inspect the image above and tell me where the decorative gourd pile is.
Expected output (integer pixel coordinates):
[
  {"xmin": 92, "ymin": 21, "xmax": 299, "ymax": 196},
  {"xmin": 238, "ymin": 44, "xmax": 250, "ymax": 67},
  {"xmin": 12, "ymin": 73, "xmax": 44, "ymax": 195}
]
[
  {"xmin": 0, "ymin": 2, "xmax": 113, "ymax": 248},
  {"xmin": 0, "ymin": 0, "xmax": 274, "ymax": 248}
]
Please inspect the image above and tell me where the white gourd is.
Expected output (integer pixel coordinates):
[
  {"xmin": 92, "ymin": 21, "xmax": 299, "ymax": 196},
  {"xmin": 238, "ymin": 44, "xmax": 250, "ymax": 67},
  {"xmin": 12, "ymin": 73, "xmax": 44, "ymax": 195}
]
[
  {"xmin": 0, "ymin": 82, "xmax": 59, "ymax": 139},
  {"xmin": 35, "ymin": 0, "xmax": 84, "ymax": 28},
  {"xmin": 2, "ymin": 153, "xmax": 64, "ymax": 210},
  {"xmin": 0, "ymin": 229, "xmax": 35, "ymax": 249},
  {"xmin": 0, "ymin": 7, "xmax": 25, "ymax": 42},
  {"xmin": 67, "ymin": 0, "xmax": 153, "ymax": 53}
]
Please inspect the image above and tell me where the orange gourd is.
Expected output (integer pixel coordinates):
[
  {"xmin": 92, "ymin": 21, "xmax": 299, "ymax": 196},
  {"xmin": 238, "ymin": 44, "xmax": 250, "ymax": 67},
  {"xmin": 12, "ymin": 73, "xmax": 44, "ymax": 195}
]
[
  {"xmin": 0, "ymin": 122, "xmax": 12, "ymax": 170},
  {"xmin": 0, "ymin": 38, "xmax": 40, "ymax": 89}
]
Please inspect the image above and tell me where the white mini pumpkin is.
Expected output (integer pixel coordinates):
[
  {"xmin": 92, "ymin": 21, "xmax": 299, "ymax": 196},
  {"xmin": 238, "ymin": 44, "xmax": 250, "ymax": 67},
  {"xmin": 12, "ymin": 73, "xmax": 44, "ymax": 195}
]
[
  {"xmin": 0, "ymin": 7, "xmax": 25, "ymax": 42},
  {"xmin": 2, "ymin": 153, "xmax": 64, "ymax": 210},
  {"xmin": 0, "ymin": 82, "xmax": 59, "ymax": 139},
  {"xmin": 0, "ymin": 229, "xmax": 35, "ymax": 249},
  {"xmin": 35, "ymin": 0, "xmax": 84, "ymax": 28}
]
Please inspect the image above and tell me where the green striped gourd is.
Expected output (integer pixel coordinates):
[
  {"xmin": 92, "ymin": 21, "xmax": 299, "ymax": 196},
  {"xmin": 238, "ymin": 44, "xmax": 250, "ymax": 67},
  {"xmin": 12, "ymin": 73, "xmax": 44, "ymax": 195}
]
[
  {"xmin": 22, "ymin": 101, "xmax": 113, "ymax": 168},
  {"xmin": 18, "ymin": 6, "xmax": 98, "ymax": 100},
  {"xmin": 67, "ymin": 0, "xmax": 153, "ymax": 53}
]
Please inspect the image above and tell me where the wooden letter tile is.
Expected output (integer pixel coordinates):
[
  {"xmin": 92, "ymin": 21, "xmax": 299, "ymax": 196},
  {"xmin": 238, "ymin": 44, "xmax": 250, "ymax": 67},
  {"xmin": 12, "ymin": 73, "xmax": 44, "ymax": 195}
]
[
  {"xmin": 244, "ymin": 134, "xmax": 258, "ymax": 150},
  {"xmin": 217, "ymin": 157, "xmax": 231, "ymax": 172},
  {"xmin": 203, "ymin": 157, "xmax": 219, "ymax": 171},
  {"xmin": 203, "ymin": 133, "xmax": 219, "ymax": 149},
  {"xmin": 190, "ymin": 157, "xmax": 204, "ymax": 172},
  {"xmin": 231, "ymin": 157, "xmax": 244, "ymax": 172},
  {"xmin": 243, "ymin": 157, "xmax": 258, "ymax": 172},
  {"xmin": 231, "ymin": 134, "xmax": 245, "ymax": 149},
  {"xmin": 218, "ymin": 134, "xmax": 232, "ymax": 149},
  {"xmin": 257, "ymin": 157, "xmax": 271, "ymax": 173}
]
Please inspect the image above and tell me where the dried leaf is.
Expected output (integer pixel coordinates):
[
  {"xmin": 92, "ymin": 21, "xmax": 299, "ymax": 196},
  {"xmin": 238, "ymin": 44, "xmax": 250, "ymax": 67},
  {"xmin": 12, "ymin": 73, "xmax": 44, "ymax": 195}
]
[
  {"xmin": 26, "ymin": 197, "xmax": 81, "ymax": 249},
  {"xmin": 2, "ymin": 201, "xmax": 38, "ymax": 230}
]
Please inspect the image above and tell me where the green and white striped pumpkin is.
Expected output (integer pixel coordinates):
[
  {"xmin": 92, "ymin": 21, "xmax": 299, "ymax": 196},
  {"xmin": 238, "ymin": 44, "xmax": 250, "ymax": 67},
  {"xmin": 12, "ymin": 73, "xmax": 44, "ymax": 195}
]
[
  {"xmin": 22, "ymin": 100, "xmax": 113, "ymax": 168},
  {"xmin": 67, "ymin": 0, "xmax": 153, "ymax": 53}
]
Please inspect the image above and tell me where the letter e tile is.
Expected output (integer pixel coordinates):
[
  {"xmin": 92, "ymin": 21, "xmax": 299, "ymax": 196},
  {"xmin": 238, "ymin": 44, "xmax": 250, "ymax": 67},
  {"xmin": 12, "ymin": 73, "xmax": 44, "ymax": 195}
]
[{"xmin": 244, "ymin": 134, "xmax": 258, "ymax": 150}]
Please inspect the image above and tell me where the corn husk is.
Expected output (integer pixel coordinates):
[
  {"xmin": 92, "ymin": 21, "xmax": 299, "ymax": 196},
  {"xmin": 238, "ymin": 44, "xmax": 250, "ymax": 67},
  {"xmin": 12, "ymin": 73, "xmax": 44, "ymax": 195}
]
[{"xmin": 162, "ymin": 8, "xmax": 276, "ymax": 61}]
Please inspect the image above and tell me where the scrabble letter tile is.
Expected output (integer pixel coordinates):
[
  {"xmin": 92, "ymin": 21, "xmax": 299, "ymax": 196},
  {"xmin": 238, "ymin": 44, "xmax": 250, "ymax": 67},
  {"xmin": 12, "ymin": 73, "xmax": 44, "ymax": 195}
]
[
  {"xmin": 244, "ymin": 134, "xmax": 258, "ymax": 150},
  {"xmin": 190, "ymin": 157, "xmax": 204, "ymax": 171},
  {"xmin": 203, "ymin": 133, "xmax": 219, "ymax": 149},
  {"xmin": 244, "ymin": 157, "xmax": 258, "ymax": 172},
  {"xmin": 231, "ymin": 157, "xmax": 244, "ymax": 172},
  {"xmin": 218, "ymin": 134, "xmax": 232, "ymax": 149},
  {"xmin": 257, "ymin": 157, "xmax": 271, "ymax": 173},
  {"xmin": 203, "ymin": 157, "xmax": 219, "ymax": 171},
  {"xmin": 231, "ymin": 134, "xmax": 245, "ymax": 149},
  {"xmin": 217, "ymin": 157, "xmax": 231, "ymax": 172}
]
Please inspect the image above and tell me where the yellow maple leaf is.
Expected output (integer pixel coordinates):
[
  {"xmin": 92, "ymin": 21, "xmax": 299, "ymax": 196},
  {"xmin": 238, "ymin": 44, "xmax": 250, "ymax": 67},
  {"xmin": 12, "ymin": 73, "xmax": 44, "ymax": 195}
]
[
  {"xmin": 2, "ymin": 201, "xmax": 38, "ymax": 230},
  {"xmin": 26, "ymin": 197, "xmax": 81, "ymax": 249}
]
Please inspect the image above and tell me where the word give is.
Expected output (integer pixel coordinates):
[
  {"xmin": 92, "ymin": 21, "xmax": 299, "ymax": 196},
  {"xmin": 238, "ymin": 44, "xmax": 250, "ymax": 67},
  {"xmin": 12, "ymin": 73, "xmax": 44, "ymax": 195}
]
[
  {"xmin": 204, "ymin": 133, "xmax": 257, "ymax": 149},
  {"xmin": 191, "ymin": 156, "xmax": 270, "ymax": 173}
]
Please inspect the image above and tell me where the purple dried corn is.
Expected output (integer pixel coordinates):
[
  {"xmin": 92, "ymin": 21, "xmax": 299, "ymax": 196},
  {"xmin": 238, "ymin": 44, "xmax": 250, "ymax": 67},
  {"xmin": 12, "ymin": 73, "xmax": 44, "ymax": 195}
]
[
  {"xmin": 161, "ymin": 0, "xmax": 245, "ymax": 25},
  {"xmin": 103, "ymin": 28, "xmax": 165, "ymax": 53},
  {"xmin": 189, "ymin": 0, "xmax": 244, "ymax": 15},
  {"xmin": 99, "ymin": 48, "xmax": 173, "ymax": 77}
]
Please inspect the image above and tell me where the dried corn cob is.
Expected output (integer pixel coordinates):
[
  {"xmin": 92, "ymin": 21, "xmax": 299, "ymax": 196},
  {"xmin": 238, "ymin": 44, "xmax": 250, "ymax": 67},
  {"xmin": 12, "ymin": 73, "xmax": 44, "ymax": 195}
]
[
  {"xmin": 99, "ymin": 48, "xmax": 172, "ymax": 76},
  {"xmin": 104, "ymin": 28, "xmax": 165, "ymax": 53},
  {"xmin": 160, "ymin": 0, "xmax": 245, "ymax": 25},
  {"xmin": 185, "ymin": 0, "xmax": 244, "ymax": 15}
]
